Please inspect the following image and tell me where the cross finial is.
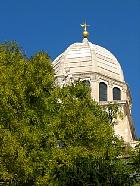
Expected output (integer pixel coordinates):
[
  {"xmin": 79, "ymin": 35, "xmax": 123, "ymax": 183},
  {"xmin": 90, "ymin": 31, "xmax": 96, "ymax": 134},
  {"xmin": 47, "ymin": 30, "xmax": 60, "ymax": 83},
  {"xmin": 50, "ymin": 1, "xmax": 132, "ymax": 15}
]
[
  {"xmin": 80, "ymin": 22, "xmax": 90, "ymax": 31},
  {"xmin": 80, "ymin": 22, "xmax": 90, "ymax": 38}
]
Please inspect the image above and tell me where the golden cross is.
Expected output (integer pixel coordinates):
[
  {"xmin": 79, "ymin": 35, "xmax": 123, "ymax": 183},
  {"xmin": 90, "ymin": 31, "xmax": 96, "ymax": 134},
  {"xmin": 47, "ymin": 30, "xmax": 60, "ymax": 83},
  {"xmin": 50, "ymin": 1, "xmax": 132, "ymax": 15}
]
[{"xmin": 80, "ymin": 22, "xmax": 90, "ymax": 31}]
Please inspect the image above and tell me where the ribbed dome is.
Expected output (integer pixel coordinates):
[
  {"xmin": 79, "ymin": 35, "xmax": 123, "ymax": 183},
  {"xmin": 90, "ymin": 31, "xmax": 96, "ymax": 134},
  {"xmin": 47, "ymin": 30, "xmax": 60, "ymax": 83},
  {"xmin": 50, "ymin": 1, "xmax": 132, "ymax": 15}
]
[{"xmin": 53, "ymin": 38, "xmax": 124, "ymax": 82}]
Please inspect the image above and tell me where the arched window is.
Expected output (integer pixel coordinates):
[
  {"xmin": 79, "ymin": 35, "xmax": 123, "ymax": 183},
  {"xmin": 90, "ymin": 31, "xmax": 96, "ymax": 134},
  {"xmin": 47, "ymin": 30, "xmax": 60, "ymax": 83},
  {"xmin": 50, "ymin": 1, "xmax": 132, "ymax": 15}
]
[
  {"xmin": 99, "ymin": 82, "xmax": 107, "ymax": 101},
  {"xmin": 113, "ymin": 87, "xmax": 121, "ymax": 100},
  {"xmin": 82, "ymin": 80, "xmax": 90, "ymax": 86}
]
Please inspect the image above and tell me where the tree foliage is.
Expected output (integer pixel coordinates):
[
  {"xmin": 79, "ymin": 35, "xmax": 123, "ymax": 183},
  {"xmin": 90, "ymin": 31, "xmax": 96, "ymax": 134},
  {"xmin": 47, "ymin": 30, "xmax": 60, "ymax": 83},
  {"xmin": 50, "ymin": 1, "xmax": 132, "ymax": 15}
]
[{"xmin": 0, "ymin": 42, "xmax": 139, "ymax": 185}]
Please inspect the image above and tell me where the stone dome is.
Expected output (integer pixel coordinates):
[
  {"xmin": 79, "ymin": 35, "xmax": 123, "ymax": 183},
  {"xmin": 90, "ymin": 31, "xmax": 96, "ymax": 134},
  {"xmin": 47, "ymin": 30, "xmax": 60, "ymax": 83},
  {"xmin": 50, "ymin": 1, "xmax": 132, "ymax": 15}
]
[{"xmin": 53, "ymin": 38, "xmax": 124, "ymax": 82}]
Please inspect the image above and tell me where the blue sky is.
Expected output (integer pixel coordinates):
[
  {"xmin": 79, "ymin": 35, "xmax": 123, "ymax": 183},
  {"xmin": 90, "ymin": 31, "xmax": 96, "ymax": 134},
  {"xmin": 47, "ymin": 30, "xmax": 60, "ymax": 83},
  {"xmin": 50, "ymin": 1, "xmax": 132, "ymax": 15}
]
[{"xmin": 0, "ymin": 0, "xmax": 140, "ymax": 137}]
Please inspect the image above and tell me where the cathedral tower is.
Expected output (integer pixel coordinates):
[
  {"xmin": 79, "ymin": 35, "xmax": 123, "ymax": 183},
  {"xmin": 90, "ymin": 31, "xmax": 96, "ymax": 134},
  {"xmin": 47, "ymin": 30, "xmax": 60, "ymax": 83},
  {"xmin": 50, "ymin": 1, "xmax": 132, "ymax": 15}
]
[{"xmin": 52, "ymin": 23, "xmax": 136, "ymax": 145}]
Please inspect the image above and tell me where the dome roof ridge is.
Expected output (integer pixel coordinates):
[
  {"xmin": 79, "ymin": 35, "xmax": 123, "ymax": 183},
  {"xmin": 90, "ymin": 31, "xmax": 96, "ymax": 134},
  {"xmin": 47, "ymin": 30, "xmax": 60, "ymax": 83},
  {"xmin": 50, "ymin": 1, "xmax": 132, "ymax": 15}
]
[{"xmin": 53, "ymin": 39, "xmax": 124, "ymax": 82}]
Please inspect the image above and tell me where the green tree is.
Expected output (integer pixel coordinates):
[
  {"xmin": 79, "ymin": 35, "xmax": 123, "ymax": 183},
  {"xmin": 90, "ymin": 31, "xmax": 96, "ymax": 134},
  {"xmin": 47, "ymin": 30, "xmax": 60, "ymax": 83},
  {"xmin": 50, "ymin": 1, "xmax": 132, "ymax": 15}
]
[
  {"xmin": 0, "ymin": 42, "xmax": 138, "ymax": 185},
  {"xmin": 130, "ymin": 142, "xmax": 140, "ymax": 185},
  {"xmin": 0, "ymin": 42, "xmax": 54, "ymax": 185},
  {"xmin": 39, "ymin": 83, "xmax": 135, "ymax": 186}
]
